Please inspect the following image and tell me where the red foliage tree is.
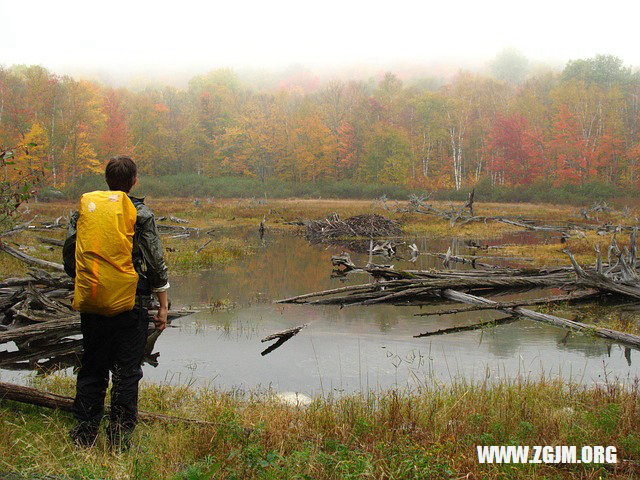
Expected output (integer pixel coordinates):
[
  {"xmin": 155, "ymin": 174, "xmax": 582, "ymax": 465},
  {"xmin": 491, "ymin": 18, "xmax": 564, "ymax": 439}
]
[
  {"xmin": 100, "ymin": 89, "xmax": 131, "ymax": 159},
  {"xmin": 487, "ymin": 114, "xmax": 545, "ymax": 185},
  {"xmin": 549, "ymin": 105, "xmax": 587, "ymax": 185}
]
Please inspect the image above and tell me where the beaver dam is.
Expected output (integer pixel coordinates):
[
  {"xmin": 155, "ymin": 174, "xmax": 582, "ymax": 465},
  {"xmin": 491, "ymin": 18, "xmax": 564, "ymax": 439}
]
[{"xmin": 1, "ymin": 199, "xmax": 640, "ymax": 397}]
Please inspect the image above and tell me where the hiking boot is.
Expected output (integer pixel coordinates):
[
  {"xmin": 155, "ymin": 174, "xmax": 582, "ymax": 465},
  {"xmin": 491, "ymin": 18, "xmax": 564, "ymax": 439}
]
[
  {"xmin": 106, "ymin": 423, "xmax": 133, "ymax": 452},
  {"xmin": 69, "ymin": 423, "xmax": 98, "ymax": 448}
]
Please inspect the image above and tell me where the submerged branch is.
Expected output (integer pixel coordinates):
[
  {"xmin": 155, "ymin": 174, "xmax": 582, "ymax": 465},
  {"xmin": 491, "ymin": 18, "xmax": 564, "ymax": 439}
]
[{"xmin": 414, "ymin": 315, "xmax": 518, "ymax": 337}]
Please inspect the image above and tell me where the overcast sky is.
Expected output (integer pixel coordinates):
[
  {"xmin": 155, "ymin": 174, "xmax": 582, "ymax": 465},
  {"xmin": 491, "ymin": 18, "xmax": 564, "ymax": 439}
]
[{"xmin": 2, "ymin": 0, "xmax": 639, "ymax": 76}]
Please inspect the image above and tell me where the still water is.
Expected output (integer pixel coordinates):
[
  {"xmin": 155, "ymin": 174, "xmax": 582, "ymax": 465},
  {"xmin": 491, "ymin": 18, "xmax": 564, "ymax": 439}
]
[
  {"xmin": 1, "ymin": 228, "xmax": 637, "ymax": 395},
  {"xmin": 151, "ymin": 228, "xmax": 638, "ymax": 394}
]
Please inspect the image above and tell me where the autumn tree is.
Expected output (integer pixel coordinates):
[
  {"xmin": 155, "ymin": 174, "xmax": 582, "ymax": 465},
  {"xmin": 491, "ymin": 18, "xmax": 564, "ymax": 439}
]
[
  {"xmin": 100, "ymin": 88, "xmax": 131, "ymax": 160},
  {"xmin": 487, "ymin": 114, "xmax": 544, "ymax": 185}
]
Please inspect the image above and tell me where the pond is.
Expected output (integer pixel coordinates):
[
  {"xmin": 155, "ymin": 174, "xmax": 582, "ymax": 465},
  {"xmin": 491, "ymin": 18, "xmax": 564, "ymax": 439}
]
[
  {"xmin": 154, "ymin": 227, "xmax": 639, "ymax": 394},
  {"xmin": 2, "ymin": 227, "xmax": 638, "ymax": 395}
]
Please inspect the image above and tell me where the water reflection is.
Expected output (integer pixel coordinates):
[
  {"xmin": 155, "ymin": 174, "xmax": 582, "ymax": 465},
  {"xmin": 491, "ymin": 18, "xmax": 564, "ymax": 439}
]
[
  {"xmin": 0, "ymin": 325, "xmax": 164, "ymax": 374},
  {"xmin": 1, "ymin": 227, "xmax": 638, "ymax": 393}
]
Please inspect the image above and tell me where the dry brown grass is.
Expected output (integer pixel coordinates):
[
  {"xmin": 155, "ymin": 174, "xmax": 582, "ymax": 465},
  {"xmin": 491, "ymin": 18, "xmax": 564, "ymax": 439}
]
[{"xmin": 1, "ymin": 374, "xmax": 639, "ymax": 479}]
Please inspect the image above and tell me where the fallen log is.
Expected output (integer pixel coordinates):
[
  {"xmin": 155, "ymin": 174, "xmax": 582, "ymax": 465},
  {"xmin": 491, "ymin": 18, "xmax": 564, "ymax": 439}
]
[
  {"xmin": 195, "ymin": 238, "xmax": 214, "ymax": 254},
  {"xmin": 261, "ymin": 324, "xmax": 308, "ymax": 343},
  {"xmin": 405, "ymin": 193, "xmax": 625, "ymax": 234},
  {"xmin": 565, "ymin": 247, "xmax": 640, "ymax": 301},
  {"xmin": 427, "ymin": 250, "xmax": 502, "ymax": 270},
  {"xmin": 0, "ymin": 216, "xmax": 39, "ymax": 238},
  {"xmin": 440, "ymin": 289, "xmax": 640, "ymax": 350},
  {"xmin": 0, "ymin": 381, "xmax": 215, "ymax": 426},
  {"xmin": 414, "ymin": 290, "xmax": 599, "ymax": 316},
  {"xmin": 303, "ymin": 213, "xmax": 402, "ymax": 242},
  {"xmin": 277, "ymin": 253, "xmax": 640, "ymax": 350},
  {"xmin": 0, "ymin": 317, "xmax": 79, "ymax": 344},
  {"xmin": 36, "ymin": 236, "xmax": 64, "ymax": 247},
  {"xmin": 0, "ymin": 269, "xmax": 73, "ymax": 289},
  {"xmin": 168, "ymin": 215, "xmax": 190, "ymax": 224},
  {"xmin": 414, "ymin": 316, "xmax": 518, "ymax": 337},
  {"xmin": 9, "ymin": 285, "xmax": 75, "ymax": 324},
  {"xmin": 279, "ymin": 272, "xmax": 578, "ymax": 306},
  {"xmin": 0, "ymin": 242, "xmax": 65, "ymax": 271},
  {"xmin": 157, "ymin": 224, "xmax": 198, "ymax": 235},
  {"xmin": 0, "ymin": 308, "xmax": 199, "ymax": 345},
  {"xmin": 261, "ymin": 324, "xmax": 308, "ymax": 356},
  {"xmin": 0, "ymin": 338, "xmax": 83, "ymax": 367}
]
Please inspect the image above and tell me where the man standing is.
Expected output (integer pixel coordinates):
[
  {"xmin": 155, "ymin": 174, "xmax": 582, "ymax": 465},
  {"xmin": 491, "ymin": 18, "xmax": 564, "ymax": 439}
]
[{"xmin": 63, "ymin": 156, "xmax": 169, "ymax": 448}]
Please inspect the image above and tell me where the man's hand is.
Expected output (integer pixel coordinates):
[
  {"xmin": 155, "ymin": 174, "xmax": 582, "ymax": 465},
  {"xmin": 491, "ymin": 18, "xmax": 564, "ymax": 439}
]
[{"xmin": 153, "ymin": 306, "xmax": 168, "ymax": 331}]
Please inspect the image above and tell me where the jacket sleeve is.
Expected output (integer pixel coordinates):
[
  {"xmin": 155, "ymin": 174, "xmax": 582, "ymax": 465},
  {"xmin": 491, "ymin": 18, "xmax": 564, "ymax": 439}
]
[
  {"xmin": 138, "ymin": 214, "xmax": 170, "ymax": 292},
  {"xmin": 62, "ymin": 211, "xmax": 79, "ymax": 278}
]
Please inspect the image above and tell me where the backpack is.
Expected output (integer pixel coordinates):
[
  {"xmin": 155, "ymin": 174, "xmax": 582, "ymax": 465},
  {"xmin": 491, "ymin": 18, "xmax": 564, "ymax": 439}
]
[{"xmin": 71, "ymin": 191, "xmax": 139, "ymax": 316}]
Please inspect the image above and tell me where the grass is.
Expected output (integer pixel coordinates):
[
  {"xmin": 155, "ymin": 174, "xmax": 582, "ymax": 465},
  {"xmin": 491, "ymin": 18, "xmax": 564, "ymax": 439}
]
[
  {"xmin": 163, "ymin": 236, "xmax": 251, "ymax": 274},
  {"xmin": 3, "ymin": 198, "xmax": 640, "ymax": 478},
  {"xmin": 17, "ymin": 194, "xmax": 640, "ymax": 239},
  {"xmin": 53, "ymin": 174, "xmax": 638, "ymax": 206},
  {"xmin": 2, "ymin": 374, "xmax": 640, "ymax": 479},
  {"xmin": 1, "ymin": 374, "xmax": 640, "ymax": 479}
]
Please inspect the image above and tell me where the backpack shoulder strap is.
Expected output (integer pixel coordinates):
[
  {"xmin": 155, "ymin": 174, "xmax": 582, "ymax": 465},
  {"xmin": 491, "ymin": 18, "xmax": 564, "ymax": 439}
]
[{"xmin": 128, "ymin": 195, "xmax": 145, "ymax": 209}]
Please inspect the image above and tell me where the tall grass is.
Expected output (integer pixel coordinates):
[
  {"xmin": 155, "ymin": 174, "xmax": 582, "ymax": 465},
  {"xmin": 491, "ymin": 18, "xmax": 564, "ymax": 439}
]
[{"xmin": 1, "ymin": 374, "xmax": 639, "ymax": 479}]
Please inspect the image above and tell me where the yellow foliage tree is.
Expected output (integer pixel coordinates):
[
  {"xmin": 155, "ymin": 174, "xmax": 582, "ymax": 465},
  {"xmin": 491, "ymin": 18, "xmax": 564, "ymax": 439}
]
[{"xmin": 17, "ymin": 123, "xmax": 49, "ymax": 181}]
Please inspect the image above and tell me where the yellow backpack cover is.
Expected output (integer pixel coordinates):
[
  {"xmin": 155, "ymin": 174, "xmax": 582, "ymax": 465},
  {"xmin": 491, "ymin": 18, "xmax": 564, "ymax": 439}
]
[{"xmin": 72, "ymin": 191, "xmax": 139, "ymax": 316}]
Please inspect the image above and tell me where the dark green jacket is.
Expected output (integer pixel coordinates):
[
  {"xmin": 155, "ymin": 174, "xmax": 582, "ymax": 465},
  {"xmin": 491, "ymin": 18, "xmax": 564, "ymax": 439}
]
[{"xmin": 62, "ymin": 194, "xmax": 169, "ymax": 308}]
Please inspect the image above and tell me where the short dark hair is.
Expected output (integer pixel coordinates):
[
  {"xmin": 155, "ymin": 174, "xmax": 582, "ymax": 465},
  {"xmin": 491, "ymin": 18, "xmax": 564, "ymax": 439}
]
[{"xmin": 105, "ymin": 156, "xmax": 137, "ymax": 192}]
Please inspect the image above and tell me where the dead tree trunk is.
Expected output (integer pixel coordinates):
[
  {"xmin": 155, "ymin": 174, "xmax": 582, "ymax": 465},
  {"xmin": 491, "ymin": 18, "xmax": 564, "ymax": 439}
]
[
  {"xmin": 414, "ymin": 290, "xmax": 599, "ymax": 316},
  {"xmin": 440, "ymin": 289, "xmax": 640, "ymax": 350},
  {"xmin": 0, "ymin": 242, "xmax": 65, "ymax": 271},
  {"xmin": 0, "ymin": 381, "xmax": 215, "ymax": 426}
]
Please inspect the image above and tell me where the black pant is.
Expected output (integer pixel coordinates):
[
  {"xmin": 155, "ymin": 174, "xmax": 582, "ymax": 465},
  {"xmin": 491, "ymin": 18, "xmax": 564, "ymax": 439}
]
[{"xmin": 72, "ymin": 307, "xmax": 149, "ymax": 436}]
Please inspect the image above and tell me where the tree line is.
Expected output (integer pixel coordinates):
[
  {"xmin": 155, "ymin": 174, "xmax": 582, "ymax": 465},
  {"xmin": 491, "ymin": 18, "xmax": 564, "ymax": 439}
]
[{"xmin": 0, "ymin": 54, "xmax": 639, "ymax": 192}]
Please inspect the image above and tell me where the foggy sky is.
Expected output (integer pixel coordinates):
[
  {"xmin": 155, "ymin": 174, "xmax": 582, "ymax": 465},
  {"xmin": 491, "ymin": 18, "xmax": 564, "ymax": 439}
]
[{"xmin": 2, "ymin": 0, "xmax": 639, "ymax": 81}]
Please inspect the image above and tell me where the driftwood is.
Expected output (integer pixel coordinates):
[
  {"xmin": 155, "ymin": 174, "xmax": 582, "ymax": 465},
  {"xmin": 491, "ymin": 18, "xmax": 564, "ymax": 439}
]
[
  {"xmin": 195, "ymin": 238, "xmax": 214, "ymax": 254},
  {"xmin": 0, "ymin": 320, "xmax": 166, "ymax": 371},
  {"xmin": 431, "ymin": 249, "xmax": 501, "ymax": 270},
  {"xmin": 261, "ymin": 324, "xmax": 308, "ymax": 356},
  {"xmin": 440, "ymin": 289, "xmax": 640, "ymax": 350},
  {"xmin": 405, "ymin": 193, "xmax": 625, "ymax": 234},
  {"xmin": 0, "ymin": 269, "xmax": 73, "ymax": 289},
  {"xmin": 0, "ymin": 216, "xmax": 39, "ymax": 237},
  {"xmin": 303, "ymin": 213, "xmax": 402, "ymax": 242},
  {"xmin": 277, "ymin": 242, "xmax": 640, "ymax": 350},
  {"xmin": 414, "ymin": 315, "xmax": 518, "ymax": 337},
  {"xmin": 0, "ymin": 381, "xmax": 215, "ymax": 426},
  {"xmin": 157, "ymin": 224, "xmax": 201, "ymax": 236},
  {"xmin": 0, "ymin": 338, "xmax": 83, "ymax": 369},
  {"xmin": 563, "ymin": 229, "xmax": 640, "ymax": 299},
  {"xmin": 9, "ymin": 284, "xmax": 75, "ymax": 324},
  {"xmin": 0, "ymin": 308, "xmax": 198, "ymax": 345},
  {"xmin": 36, "ymin": 236, "xmax": 64, "ymax": 247},
  {"xmin": 281, "ymin": 256, "xmax": 579, "ymax": 306},
  {"xmin": 0, "ymin": 317, "xmax": 79, "ymax": 344},
  {"xmin": 0, "ymin": 241, "xmax": 65, "ymax": 271},
  {"xmin": 262, "ymin": 324, "xmax": 308, "ymax": 343},
  {"xmin": 414, "ymin": 290, "xmax": 599, "ymax": 316},
  {"xmin": 276, "ymin": 268, "xmax": 578, "ymax": 306}
]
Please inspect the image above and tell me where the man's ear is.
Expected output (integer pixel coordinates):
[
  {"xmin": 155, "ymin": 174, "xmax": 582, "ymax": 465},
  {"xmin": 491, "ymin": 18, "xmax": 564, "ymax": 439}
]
[{"xmin": 132, "ymin": 175, "xmax": 138, "ymax": 189}]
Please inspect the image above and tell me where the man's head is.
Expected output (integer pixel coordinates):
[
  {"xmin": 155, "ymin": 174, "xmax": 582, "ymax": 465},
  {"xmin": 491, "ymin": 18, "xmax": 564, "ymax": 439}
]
[{"xmin": 105, "ymin": 156, "xmax": 138, "ymax": 193}]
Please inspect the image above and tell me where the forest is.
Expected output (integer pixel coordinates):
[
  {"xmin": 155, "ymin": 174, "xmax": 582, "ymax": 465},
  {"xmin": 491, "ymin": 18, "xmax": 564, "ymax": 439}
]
[{"xmin": 1, "ymin": 54, "xmax": 639, "ymax": 196}]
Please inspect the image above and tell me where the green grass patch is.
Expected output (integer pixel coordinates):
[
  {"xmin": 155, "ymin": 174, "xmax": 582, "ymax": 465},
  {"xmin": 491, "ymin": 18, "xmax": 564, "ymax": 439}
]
[{"xmin": 1, "ymin": 375, "xmax": 639, "ymax": 479}]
